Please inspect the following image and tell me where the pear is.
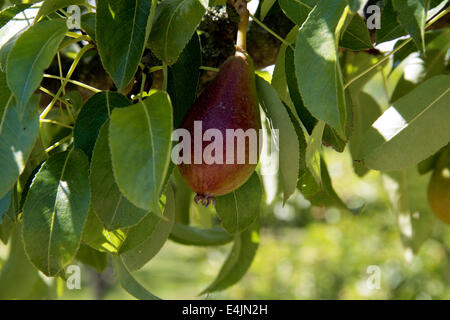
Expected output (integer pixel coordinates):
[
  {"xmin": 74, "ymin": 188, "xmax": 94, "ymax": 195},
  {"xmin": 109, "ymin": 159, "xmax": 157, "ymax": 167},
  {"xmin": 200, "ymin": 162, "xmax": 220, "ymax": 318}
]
[
  {"xmin": 427, "ymin": 146, "xmax": 450, "ymax": 225},
  {"xmin": 177, "ymin": 53, "xmax": 261, "ymax": 206}
]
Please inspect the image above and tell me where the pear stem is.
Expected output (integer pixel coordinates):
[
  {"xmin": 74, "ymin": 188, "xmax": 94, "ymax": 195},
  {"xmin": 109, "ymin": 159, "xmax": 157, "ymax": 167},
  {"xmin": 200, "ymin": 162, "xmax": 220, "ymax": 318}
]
[{"xmin": 231, "ymin": 0, "xmax": 249, "ymax": 56}]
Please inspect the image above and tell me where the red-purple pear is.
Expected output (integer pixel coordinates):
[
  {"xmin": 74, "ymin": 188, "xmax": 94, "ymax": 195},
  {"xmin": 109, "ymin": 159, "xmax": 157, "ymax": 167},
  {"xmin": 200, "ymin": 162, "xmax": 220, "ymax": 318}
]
[{"xmin": 177, "ymin": 54, "xmax": 261, "ymax": 206}]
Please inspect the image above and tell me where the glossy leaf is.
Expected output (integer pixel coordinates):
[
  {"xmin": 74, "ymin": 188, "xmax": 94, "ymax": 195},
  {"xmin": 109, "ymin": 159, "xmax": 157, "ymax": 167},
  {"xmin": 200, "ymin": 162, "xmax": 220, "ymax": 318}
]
[
  {"xmin": 121, "ymin": 185, "xmax": 175, "ymax": 271},
  {"xmin": 148, "ymin": 0, "xmax": 208, "ymax": 65},
  {"xmin": 90, "ymin": 122, "xmax": 148, "ymax": 230},
  {"xmin": 295, "ymin": 0, "xmax": 347, "ymax": 138},
  {"xmin": 202, "ymin": 220, "xmax": 259, "ymax": 293},
  {"xmin": 6, "ymin": 19, "xmax": 67, "ymax": 114},
  {"xmin": 73, "ymin": 91, "xmax": 130, "ymax": 160},
  {"xmin": 256, "ymin": 76, "xmax": 300, "ymax": 203},
  {"xmin": 215, "ymin": 173, "xmax": 262, "ymax": 234},
  {"xmin": 0, "ymin": 95, "xmax": 39, "ymax": 199},
  {"xmin": 96, "ymin": 0, "xmax": 156, "ymax": 90},
  {"xmin": 109, "ymin": 91, "xmax": 173, "ymax": 213},
  {"xmin": 80, "ymin": 12, "xmax": 96, "ymax": 41},
  {"xmin": 392, "ymin": 0, "xmax": 427, "ymax": 52},
  {"xmin": 169, "ymin": 224, "xmax": 233, "ymax": 246},
  {"xmin": 22, "ymin": 149, "xmax": 90, "ymax": 276},
  {"xmin": 112, "ymin": 256, "xmax": 161, "ymax": 300},
  {"xmin": 357, "ymin": 75, "xmax": 450, "ymax": 171},
  {"xmin": 167, "ymin": 32, "xmax": 201, "ymax": 128}
]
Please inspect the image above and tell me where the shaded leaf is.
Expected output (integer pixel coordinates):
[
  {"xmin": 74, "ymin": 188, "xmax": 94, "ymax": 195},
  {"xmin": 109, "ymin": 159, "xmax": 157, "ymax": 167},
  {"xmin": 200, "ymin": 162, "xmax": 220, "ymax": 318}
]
[
  {"xmin": 112, "ymin": 256, "xmax": 161, "ymax": 300},
  {"xmin": 23, "ymin": 149, "xmax": 90, "ymax": 276},
  {"xmin": 169, "ymin": 224, "xmax": 233, "ymax": 246},
  {"xmin": 215, "ymin": 172, "xmax": 262, "ymax": 234},
  {"xmin": 202, "ymin": 219, "xmax": 259, "ymax": 293},
  {"xmin": 376, "ymin": 0, "xmax": 405, "ymax": 44},
  {"xmin": 168, "ymin": 32, "xmax": 201, "ymax": 128},
  {"xmin": 90, "ymin": 122, "xmax": 147, "ymax": 230},
  {"xmin": 73, "ymin": 91, "xmax": 130, "ymax": 160},
  {"xmin": 75, "ymin": 244, "xmax": 107, "ymax": 273},
  {"xmin": 392, "ymin": 0, "xmax": 427, "ymax": 52},
  {"xmin": 120, "ymin": 185, "xmax": 175, "ymax": 271},
  {"xmin": 279, "ymin": 0, "xmax": 316, "ymax": 26},
  {"xmin": 96, "ymin": 0, "xmax": 156, "ymax": 90},
  {"xmin": 340, "ymin": 13, "xmax": 373, "ymax": 50},
  {"xmin": 148, "ymin": 0, "xmax": 207, "ymax": 65}
]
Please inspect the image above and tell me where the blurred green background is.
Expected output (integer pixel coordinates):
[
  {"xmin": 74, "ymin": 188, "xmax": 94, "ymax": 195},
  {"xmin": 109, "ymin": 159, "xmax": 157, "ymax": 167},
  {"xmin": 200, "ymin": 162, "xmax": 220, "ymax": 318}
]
[{"xmin": 52, "ymin": 149, "xmax": 449, "ymax": 300}]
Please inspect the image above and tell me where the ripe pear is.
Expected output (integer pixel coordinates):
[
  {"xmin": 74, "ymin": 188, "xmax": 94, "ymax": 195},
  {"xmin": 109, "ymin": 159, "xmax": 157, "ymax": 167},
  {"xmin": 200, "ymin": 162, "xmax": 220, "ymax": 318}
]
[
  {"xmin": 427, "ymin": 146, "xmax": 450, "ymax": 225},
  {"xmin": 178, "ymin": 53, "xmax": 261, "ymax": 206}
]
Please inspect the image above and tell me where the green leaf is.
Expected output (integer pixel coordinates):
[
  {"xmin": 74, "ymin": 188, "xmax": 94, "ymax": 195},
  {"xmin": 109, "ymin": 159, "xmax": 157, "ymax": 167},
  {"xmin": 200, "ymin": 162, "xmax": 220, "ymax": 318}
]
[
  {"xmin": 173, "ymin": 167, "xmax": 192, "ymax": 224},
  {"xmin": 109, "ymin": 91, "xmax": 173, "ymax": 213},
  {"xmin": 168, "ymin": 32, "xmax": 201, "ymax": 128},
  {"xmin": 392, "ymin": 0, "xmax": 427, "ymax": 52},
  {"xmin": 215, "ymin": 173, "xmax": 262, "ymax": 234},
  {"xmin": 90, "ymin": 122, "xmax": 148, "ymax": 230},
  {"xmin": 0, "ymin": 28, "xmax": 25, "ymax": 72},
  {"xmin": 305, "ymin": 120, "xmax": 325, "ymax": 185},
  {"xmin": 120, "ymin": 185, "xmax": 175, "ymax": 271},
  {"xmin": 0, "ymin": 214, "xmax": 14, "ymax": 244},
  {"xmin": 347, "ymin": 0, "xmax": 365, "ymax": 12},
  {"xmin": 357, "ymin": 75, "xmax": 450, "ymax": 171},
  {"xmin": 80, "ymin": 12, "xmax": 96, "ymax": 41},
  {"xmin": 0, "ymin": 224, "xmax": 48, "ymax": 299},
  {"xmin": 376, "ymin": 0, "xmax": 405, "ymax": 44},
  {"xmin": 340, "ymin": 13, "xmax": 373, "ymax": 50},
  {"xmin": 0, "ymin": 94, "xmax": 39, "ymax": 199},
  {"xmin": 0, "ymin": 190, "xmax": 12, "ymax": 223},
  {"xmin": 22, "ymin": 149, "xmax": 90, "ymax": 276},
  {"xmin": 349, "ymin": 92, "xmax": 382, "ymax": 176},
  {"xmin": 35, "ymin": 0, "xmax": 86, "ymax": 21},
  {"xmin": 279, "ymin": 0, "xmax": 315, "ymax": 26},
  {"xmin": 6, "ymin": 20, "xmax": 67, "ymax": 114},
  {"xmin": 112, "ymin": 256, "xmax": 161, "ymax": 300},
  {"xmin": 285, "ymin": 46, "xmax": 316, "ymax": 133},
  {"xmin": 202, "ymin": 219, "xmax": 259, "ymax": 293},
  {"xmin": 82, "ymin": 207, "xmax": 125, "ymax": 254},
  {"xmin": 260, "ymin": 0, "xmax": 277, "ymax": 20},
  {"xmin": 96, "ymin": 0, "xmax": 156, "ymax": 90},
  {"xmin": 148, "ymin": 0, "xmax": 208, "ymax": 65},
  {"xmin": 256, "ymin": 75, "xmax": 300, "ymax": 203},
  {"xmin": 75, "ymin": 244, "xmax": 107, "ymax": 273},
  {"xmin": 298, "ymin": 157, "xmax": 351, "ymax": 212},
  {"xmin": 382, "ymin": 169, "xmax": 436, "ymax": 253},
  {"xmin": 73, "ymin": 91, "xmax": 130, "ymax": 160},
  {"xmin": 169, "ymin": 224, "xmax": 233, "ymax": 246},
  {"xmin": 294, "ymin": 0, "xmax": 347, "ymax": 138},
  {"xmin": 0, "ymin": 3, "xmax": 31, "ymax": 29}
]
